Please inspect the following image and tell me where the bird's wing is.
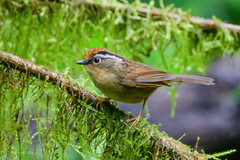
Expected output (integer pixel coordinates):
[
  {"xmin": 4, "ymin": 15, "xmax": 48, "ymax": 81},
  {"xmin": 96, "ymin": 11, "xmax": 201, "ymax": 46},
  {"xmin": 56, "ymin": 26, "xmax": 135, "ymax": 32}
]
[
  {"xmin": 120, "ymin": 61, "xmax": 214, "ymax": 88},
  {"xmin": 119, "ymin": 62, "xmax": 170, "ymax": 88},
  {"xmin": 135, "ymin": 65, "xmax": 171, "ymax": 88}
]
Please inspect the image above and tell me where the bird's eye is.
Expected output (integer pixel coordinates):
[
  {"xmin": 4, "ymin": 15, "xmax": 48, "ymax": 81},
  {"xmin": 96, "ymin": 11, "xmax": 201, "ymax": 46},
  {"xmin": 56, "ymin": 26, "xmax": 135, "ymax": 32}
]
[{"xmin": 93, "ymin": 57, "xmax": 101, "ymax": 64}]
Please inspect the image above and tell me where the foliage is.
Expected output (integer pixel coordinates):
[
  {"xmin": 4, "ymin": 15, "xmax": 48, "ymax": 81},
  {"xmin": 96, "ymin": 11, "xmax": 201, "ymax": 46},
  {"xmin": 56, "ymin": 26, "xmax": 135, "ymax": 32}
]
[{"xmin": 0, "ymin": 0, "xmax": 239, "ymax": 159}]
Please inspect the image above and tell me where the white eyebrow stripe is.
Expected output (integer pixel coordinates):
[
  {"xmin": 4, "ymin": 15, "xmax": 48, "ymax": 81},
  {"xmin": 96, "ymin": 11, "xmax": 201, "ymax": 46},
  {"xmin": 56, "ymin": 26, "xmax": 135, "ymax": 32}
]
[{"xmin": 95, "ymin": 54, "xmax": 123, "ymax": 61}]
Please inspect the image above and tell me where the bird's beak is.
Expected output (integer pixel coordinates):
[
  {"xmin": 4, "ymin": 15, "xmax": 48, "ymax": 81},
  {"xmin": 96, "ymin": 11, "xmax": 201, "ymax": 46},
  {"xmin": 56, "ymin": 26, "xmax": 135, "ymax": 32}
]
[{"xmin": 76, "ymin": 60, "xmax": 87, "ymax": 65}]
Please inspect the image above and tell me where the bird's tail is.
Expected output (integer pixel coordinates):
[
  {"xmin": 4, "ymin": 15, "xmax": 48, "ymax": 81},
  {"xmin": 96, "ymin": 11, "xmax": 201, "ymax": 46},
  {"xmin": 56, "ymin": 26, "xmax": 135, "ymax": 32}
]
[{"xmin": 172, "ymin": 74, "xmax": 215, "ymax": 85}]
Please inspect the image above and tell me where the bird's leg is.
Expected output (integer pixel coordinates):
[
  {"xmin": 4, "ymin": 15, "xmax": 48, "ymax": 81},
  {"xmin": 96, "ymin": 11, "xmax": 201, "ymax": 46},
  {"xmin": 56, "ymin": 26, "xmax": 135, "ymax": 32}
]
[{"xmin": 128, "ymin": 98, "xmax": 148, "ymax": 129}]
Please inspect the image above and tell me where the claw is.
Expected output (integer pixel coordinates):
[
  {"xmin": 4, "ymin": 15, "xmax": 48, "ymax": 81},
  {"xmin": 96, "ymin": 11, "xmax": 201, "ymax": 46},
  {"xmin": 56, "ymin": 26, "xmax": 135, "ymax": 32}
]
[
  {"xmin": 96, "ymin": 96, "xmax": 111, "ymax": 109},
  {"xmin": 127, "ymin": 98, "xmax": 148, "ymax": 129},
  {"xmin": 128, "ymin": 116, "xmax": 141, "ymax": 129}
]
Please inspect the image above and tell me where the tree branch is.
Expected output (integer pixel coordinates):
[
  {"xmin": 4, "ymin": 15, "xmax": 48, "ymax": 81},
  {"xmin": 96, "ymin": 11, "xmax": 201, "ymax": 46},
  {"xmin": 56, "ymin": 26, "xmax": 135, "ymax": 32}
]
[
  {"xmin": 84, "ymin": 1, "xmax": 240, "ymax": 34},
  {"xmin": 0, "ymin": 51, "xmax": 98, "ymax": 105}
]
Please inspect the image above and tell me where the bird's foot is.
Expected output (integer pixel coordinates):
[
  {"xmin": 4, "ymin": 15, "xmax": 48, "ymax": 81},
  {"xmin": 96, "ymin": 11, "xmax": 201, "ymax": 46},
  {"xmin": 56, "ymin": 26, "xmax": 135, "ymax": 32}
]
[
  {"xmin": 127, "ymin": 116, "xmax": 141, "ymax": 129},
  {"xmin": 96, "ymin": 96, "xmax": 112, "ymax": 109}
]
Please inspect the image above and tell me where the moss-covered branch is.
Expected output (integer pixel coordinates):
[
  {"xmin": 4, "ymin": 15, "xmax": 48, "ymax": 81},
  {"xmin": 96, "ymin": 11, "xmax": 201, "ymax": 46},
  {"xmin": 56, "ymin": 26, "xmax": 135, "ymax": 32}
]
[
  {"xmin": 84, "ymin": 0, "xmax": 240, "ymax": 34},
  {"xmin": 0, "ymin": 51, "xmax": 97, "ymax": 105},
  {"xmin": 0, "ymin": 51, "xmax": 213, "ymax": 159}
]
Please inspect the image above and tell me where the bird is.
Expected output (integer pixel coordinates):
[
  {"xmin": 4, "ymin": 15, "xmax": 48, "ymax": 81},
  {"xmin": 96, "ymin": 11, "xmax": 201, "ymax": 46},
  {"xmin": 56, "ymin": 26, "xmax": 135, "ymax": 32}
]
[{"xmin": 76, "ymin": 47, "xmax": 215, "ymax": 128}]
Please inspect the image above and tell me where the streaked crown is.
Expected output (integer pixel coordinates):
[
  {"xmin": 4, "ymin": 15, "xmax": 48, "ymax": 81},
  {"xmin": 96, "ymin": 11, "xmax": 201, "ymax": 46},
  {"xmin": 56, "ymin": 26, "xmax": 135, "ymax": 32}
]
[{"xmin": 83, "ymin": 47, "xmax": 122, "ymax": 60}]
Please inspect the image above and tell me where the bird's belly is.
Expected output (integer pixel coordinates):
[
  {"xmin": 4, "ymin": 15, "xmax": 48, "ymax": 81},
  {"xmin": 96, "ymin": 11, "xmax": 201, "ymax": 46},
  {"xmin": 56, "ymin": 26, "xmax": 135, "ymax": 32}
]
[
  {"xmin": 90, "ymin": 71, "xmax": 157, "ymax": 103},
  {"xmin": 97, "ymin": 83, "xmax": 157, "ymax": 104}
]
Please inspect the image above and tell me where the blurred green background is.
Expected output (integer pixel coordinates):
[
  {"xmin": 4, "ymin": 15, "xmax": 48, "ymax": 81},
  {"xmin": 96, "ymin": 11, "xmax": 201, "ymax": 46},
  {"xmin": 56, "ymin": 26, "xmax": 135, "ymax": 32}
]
[{"xmin": 142, "ymin": 0, "xmax": 240, "ymax": 24}]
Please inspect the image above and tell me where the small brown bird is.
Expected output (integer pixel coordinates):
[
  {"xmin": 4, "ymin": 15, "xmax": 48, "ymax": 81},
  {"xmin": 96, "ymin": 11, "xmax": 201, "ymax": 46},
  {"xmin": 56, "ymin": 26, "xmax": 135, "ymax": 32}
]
[{"xmin": 77, "ymin": 48, "xmax": 214, "ymax": 128}]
